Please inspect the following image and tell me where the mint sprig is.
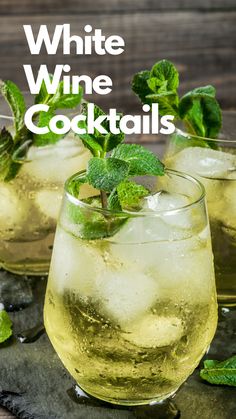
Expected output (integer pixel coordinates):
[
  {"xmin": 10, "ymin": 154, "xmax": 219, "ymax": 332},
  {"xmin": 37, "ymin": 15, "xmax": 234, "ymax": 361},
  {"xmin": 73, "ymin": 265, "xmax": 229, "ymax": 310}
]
[
  {"xmin": 65, "ymin": 102, "xmax": 165, "ymax": 239},
  {"xmin": 179, "ymin": 89, "xmax": 222, "ymax": 139},
  {"xmin": 0, "ymin": 80, "xmax": 26, "ymax": 139},
  {"xmin": 77, "ymin": 104, "xmax": 164, "ymax": 211},
  {"xmin": 200, "ymin": 355, "xmax": 236, "ymax": 387},
  {"xmin": 0, "ymin": 309, "xmax": 12, "ymax": 344},
  {"xmin": 87, "ymin": 157, "xmax": 130, "ymax": 192},
  {"xmin": 117, "ymin": 180, "xmax": 149, "ymax": 209},
  {"xmin": 78, "ymin": 103, "xmax": 124, "ymax": 155},
  {"xmin": 0, "ymin": 128, "xmax": 14, "ymax": 180},
  {"xmin": 132, "ymin": 60, "xmax": 179, "ymax": 118},
  {"xmin": 132, "ymin": 59, "xmax": 222, "ymax": 141},
  {"xmin": 0, "ymin": 78, "xmax": 84, "ymax": 181}
]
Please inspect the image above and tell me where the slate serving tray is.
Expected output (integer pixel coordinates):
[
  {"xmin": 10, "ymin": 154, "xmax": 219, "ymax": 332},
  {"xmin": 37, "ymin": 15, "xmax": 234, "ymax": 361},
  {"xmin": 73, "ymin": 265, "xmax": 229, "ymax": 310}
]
[{"xmin": 0, "ymin": 269, "xmax": 236, "ymax": 419}]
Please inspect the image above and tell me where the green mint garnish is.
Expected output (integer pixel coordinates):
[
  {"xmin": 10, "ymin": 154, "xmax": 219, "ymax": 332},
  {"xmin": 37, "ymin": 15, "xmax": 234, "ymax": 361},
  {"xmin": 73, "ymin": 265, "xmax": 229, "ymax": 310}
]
[
  {"xmin": 32, "ymin": 109, "xmax": 64, "ymax": 146},
  {"xmin": 46, "ymin": 81, "xmax": 83, "ymax": 110},
  {"xmin": 0, "ymin": 80, "xmax": 26, "ymax": 140},
  {"xmin": 77, "ymin": 103, "xmax": 164, "ymax": 211},
  {"xmin": 65, "ymin": 102, "xmax": 165, "ymax": 239},
  {"xmin": 0, "ymin": 309, "xmax": 12, "ymax": 344},
  {"xmin": 132, "ymin": 60, "xmax": 179, "ymax": 118},
  {"xmin": 132, "ymin": 59, "xmax": 222, "ymax": 142},
  {"xmin": 66, "ymin": 196, "xmax": 127, "ymax": 240},
  {"xmin": 0, "ymin": 128, "xmax": 14, "ymax": 180},
  {"xmin": 179, "ymin": 87, "xmax": 222, "ymax": 139},
  {"xmin": 111, "ymin": 143, "xmax": 165, "ymax": 176},
  {"xmin": 116, "ymin": 180, "xmax": 149, "ymax": 210},
  {"xmin": 200, "ymin": 355, "xmax": 236, "ymax": 387},
  {"xmin": 78, "ymin": 103, "xmax": 124, "ymax": 155},
  {"xmin": 87, "ymin": 157, "xmax": 130, "ymax": 192},
  {"xmin": 0, "ymin": 78, "xmax": 84, "ymax": 181}
]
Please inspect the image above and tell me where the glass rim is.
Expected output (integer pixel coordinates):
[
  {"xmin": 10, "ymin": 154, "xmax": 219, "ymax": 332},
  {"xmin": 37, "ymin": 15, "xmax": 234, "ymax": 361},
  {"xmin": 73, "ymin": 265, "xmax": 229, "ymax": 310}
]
[
  {"xmin": 175, "ymin": 127, "xmax": 236, "ymax": 145},
  {"xmin": 64, "ymin": 169, "xmax": 206, "ymax": 218}
]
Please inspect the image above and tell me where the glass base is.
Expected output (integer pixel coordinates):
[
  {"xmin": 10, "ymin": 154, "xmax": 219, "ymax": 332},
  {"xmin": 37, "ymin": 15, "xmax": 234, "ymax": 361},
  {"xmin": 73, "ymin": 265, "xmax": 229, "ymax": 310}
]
[
  {"xmin": 71, "ymin": 383, "xmax": 179, "ymax": 407},
  {"xmin": 68, "ymin": 384, "xmax": 180, "ymax": 418},
  {"xmin": 1, "ymin": 262, "xmax": 49, "ymax": 276}
]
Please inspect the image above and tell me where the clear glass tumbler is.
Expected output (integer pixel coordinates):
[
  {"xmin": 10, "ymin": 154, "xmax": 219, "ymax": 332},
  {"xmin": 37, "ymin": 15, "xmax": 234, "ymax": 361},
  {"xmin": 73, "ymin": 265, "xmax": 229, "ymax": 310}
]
[
  {"xmin": 0, "ymin": 108, "xmax": 91, "ymax": 275},
  {"xmin": 165, "ymin": 111, "xmax": 236, "ymax": 306},
  {"xmin": 44, "ymin": 170, "xmax": 217, "ymax": 406}
]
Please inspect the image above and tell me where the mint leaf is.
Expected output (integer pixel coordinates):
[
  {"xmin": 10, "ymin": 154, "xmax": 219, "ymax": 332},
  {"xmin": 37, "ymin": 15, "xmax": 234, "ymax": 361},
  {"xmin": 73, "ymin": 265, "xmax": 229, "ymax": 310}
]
[
  {"xmin": 12, "ymin": 139, "xmax": 32, "ymax": 162},
  {"xmin": 117, "ymin": 180, "xmax": 149, "ymax": 209},
  {"xmin": 0, "ymin": 80, "xmax": 26, "ymax": 138},
  {"xmin": 33, "ymin": 110, "xmax": 67, "ymax": 146},
  {"xmin": 48, "ymin": 81, "xmax": 83, "ymax": 109},
  {"xmin": 146, "ymin": 91, "xmax": 179, "ymax": 117},
  {"xmin": 111, "ymin": 144, "xmax": 165, "ymax": 176},
  {"xmin": 35, "ymin": 78, "xmax": 53, "ymax": 105},
  {"xmin": 107, "ymin": 189, "xmax": 122, "ymax": 211},
  {"xmin": 0, "ymin": 310, "xmax": 12, "ymax": 343},
  {"xmin": 77, "ymin": 127, "xmax": 103, "ymax": 156},
  {"xmin": 132, "ymin": 60, "xmax": 222, "ymax": 145},
  {"xmin": 78, "ymin": 103, "xmax": 124, "ymax": 155},
  {"xmin": 4, "ymin": 161, "xmax": 21, "ymax": 182},
  {"xmin": 132, "ymin": 70, "xmax": 152, "ymax": 104},
  {"xmin": 66, "ymin": 196, "xmax": 127, "ymax": 240},
  {"xmin": 150, "ymin": 60, "xmax": 179, "ymax": 91},
  {"xmin": 66, "ymin": 172, "xmax": 88, "ymax": 197},
  {"xmin": 132, "ymin": 60, "xmax": 179, "ymax": 117},
  {"xmin": 179, "ymin": 90, "xmax": 222, "ymax": 138},
  {"xmin": 200, "ymin": 355, "xmax": 236, "ymax": 387},
  {"xmin": 192, "ymin": 85, "xmax": 216, "ymax": 97},
  {"xmin": 0, "ymin": 128, "xmax": 14, "ymax": 180},
  {"xmin": 87, "ymin": 157, "xmax": 130, "ymax": 192}
]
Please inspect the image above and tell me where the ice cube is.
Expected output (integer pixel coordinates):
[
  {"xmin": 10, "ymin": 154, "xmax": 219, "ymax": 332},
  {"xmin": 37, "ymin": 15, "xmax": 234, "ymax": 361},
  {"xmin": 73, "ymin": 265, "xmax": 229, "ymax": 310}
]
[
  {"xmin": 49, "ymin": 226, "xmax": 105, "ymax": 296},
  {"xmin": 0, "ymin": 183, "xmax": 27, "ymax": 236},
  {"xmin": 22, "ymin": 137, "xmax": 90, "ymax": 184},
  {"xmin": 97, "ymin": 269, "xmax": 159, "ymax": 325},
  {"xmin": 123, "ymin": 315, "xmax": 183, "ymax": 348},
  {"xmin": 151, "ymin": 231, "xmax": 215, "ymax": 301},
  {"xmin": 112, "ymin": 192, "xmax": 191, "ymax": 246},
  {"xmin": 35, "ymin": 189, "xmax": 62, "ymax": 220},
  {"xmin": 168, "ymin": 147, "xmax": 235, "ymax": 179},
  {"xmin": 110, "ymin": 192, "xmax": 193, "ymax": 270},
  {"xmin": 109, "ymin": 211, "xmax": 195, "ymax": 276},
  {"xmin": 111, "ymin": 215, "xmax": 171, "ymax": 244},
  {"xmin": 109, "ymin": 217, "xmax": 179, "ymax": 272},
  {"xmin": 144, "ymin": 191, "xmax": 191, "ymax": 229}
]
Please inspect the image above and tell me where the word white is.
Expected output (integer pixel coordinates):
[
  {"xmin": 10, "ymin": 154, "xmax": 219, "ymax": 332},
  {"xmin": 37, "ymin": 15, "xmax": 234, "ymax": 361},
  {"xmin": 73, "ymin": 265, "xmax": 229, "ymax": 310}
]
[
  {"xmin": 24, "ymin": 64, "xmax": 112, "ymax": 95},
  {"xmin": 25, "ymin": 104, "xmax": 175, "ymax": 136},
  {"xmin": 23, "ymin": 24, "xmax": 125, "ymax": 56}
]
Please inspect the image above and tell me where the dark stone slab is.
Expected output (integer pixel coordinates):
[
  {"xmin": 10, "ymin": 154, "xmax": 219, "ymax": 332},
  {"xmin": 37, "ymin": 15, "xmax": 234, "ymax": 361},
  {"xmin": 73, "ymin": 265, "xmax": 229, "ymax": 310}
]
[{"xmin": 0, "ymin": 269, "xmax": 236, "ymax": 419}]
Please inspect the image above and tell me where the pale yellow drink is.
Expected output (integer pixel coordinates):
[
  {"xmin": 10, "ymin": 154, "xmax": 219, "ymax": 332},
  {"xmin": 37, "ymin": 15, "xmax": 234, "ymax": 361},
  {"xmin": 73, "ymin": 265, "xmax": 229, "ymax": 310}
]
[
  {"xmin": 165, "ymin": 131, "xmax": 236, "ymax": 305},
  {"xmin": 44, "ymin": 171, "xmax": 217, "ymax": 405},
  {"xmin": 0, "ymin": 136, "xmax": 90, "ymax": 275}
]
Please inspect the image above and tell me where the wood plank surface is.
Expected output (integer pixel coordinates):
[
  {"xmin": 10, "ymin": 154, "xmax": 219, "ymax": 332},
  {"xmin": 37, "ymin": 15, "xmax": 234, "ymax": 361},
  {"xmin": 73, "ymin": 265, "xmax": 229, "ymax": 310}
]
[
  {"xmin": 0, "ymin": 0, "xmax": 236, "ymax": 15},
  {"xmin": 0, "ymin": 12, "xmax": 235, "ymax": 111}
]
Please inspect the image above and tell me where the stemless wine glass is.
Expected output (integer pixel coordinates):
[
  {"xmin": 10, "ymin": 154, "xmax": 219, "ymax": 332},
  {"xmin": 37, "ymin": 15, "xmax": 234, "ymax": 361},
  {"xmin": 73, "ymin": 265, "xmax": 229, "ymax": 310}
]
[
  {"xmin": 44, "ymin": 170, "xmax": 217, "ymax": 406},
  {"xmin": 165, "ymin": 111, "xmax": 236, "ymax": 306},
  {"xmin": 0, "ymin": 95, "xmax": 91, "ymax": 275}
]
